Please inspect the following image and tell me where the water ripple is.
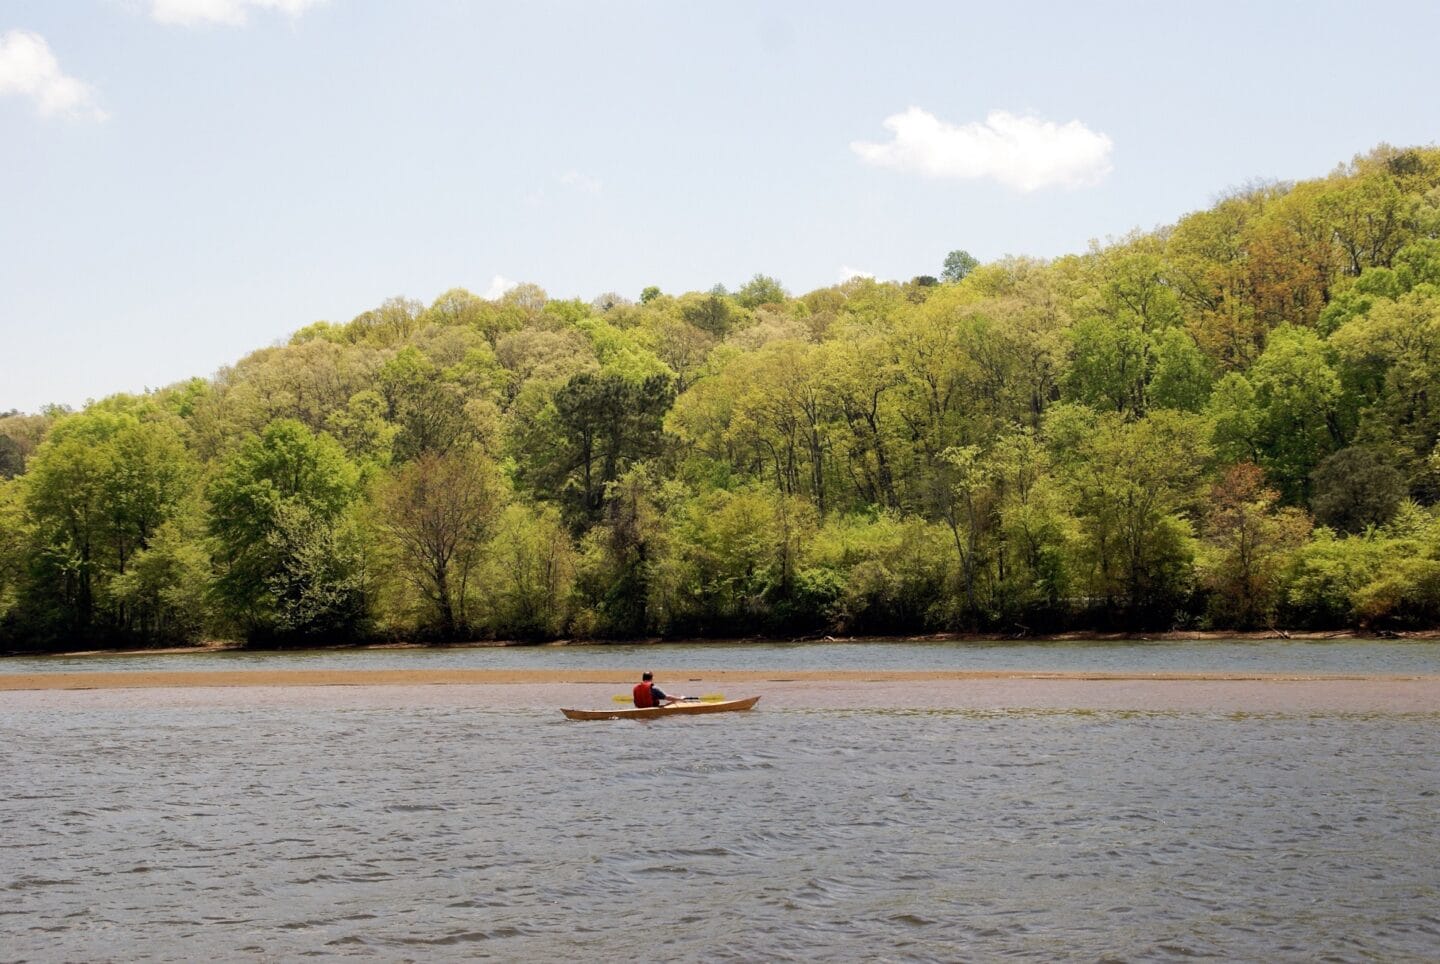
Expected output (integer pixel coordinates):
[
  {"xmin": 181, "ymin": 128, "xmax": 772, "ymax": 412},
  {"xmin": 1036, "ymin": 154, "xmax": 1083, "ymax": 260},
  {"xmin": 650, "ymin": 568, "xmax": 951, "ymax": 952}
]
[{"xmin": 2, "ymin": 705, "xmax": 1438, "ymax": 960}]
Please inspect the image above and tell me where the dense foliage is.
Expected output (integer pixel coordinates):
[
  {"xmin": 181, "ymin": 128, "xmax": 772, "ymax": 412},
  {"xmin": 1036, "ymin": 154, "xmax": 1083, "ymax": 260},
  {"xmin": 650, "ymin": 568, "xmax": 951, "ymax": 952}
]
[{"xmin": 5, "ymin": 145, "xmax": 1440, "ymax": 650}]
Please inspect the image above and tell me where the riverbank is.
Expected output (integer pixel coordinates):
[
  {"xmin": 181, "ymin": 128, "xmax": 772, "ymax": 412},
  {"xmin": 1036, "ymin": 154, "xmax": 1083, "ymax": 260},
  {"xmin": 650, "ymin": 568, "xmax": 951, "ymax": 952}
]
[
  {"xmin": 4, "ymin": 669, "xmax": 1439, "ymax": 713},
  {"xmin": 8, "ymin": 627, "xmax": 1440, "ymax": 660},
  {"xmin": 6, "ymin": 667, "xmax": 1439, "ymax": 691}
]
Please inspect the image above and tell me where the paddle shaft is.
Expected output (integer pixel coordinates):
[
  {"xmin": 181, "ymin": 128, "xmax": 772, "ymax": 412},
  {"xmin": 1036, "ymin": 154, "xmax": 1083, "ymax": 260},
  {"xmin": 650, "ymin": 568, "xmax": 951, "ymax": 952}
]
[{"xmin": 611, "ymin": 692, "xmax": 724, "ymax": 703}]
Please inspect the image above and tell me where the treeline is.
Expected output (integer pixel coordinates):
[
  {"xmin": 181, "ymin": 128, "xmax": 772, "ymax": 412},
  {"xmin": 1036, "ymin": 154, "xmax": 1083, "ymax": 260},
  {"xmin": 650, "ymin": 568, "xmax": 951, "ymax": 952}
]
[{"xmin": 4, "ymin": 145, "xmax": 1440, "ymax": 651}]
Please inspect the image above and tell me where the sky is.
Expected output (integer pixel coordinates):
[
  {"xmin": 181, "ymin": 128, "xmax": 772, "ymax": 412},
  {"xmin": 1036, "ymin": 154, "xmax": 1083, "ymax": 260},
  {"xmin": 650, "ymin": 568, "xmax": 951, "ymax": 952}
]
[{"xmin": 2, "ymin": 0, "xmax": 1439, "ymax": 414}]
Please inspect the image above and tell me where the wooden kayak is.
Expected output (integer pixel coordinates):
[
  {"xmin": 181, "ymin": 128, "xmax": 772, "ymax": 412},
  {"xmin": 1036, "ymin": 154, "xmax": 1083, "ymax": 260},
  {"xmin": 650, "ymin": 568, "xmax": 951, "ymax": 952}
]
[{"xmin": 560, "ymin": 696, "xmax": 761, "ymax": 721}]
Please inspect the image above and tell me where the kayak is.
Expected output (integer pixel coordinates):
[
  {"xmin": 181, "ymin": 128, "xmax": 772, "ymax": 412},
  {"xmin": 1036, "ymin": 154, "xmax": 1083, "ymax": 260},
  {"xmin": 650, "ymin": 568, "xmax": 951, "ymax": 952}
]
[{"xmin": 560, "ymin": 696, "xmax": 761, "ymax": 721}]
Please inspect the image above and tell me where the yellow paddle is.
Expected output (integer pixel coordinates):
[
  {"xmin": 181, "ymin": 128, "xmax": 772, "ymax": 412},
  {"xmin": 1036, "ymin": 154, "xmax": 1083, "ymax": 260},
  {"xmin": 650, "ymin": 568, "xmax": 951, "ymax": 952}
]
[{"xmin": 612, "ymin": 692, "xmax": 725, "ymax": 703}]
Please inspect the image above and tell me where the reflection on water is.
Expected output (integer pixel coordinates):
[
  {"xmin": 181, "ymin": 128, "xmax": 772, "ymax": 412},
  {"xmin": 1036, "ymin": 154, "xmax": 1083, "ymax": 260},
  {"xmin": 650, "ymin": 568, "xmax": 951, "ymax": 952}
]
[
  {"xmin": 3, "ymin": 703, "xmax": 1438, "ymax": 960},
  {"xmin": 5, "ymin": 637, "xmax": 1440, "ymax": 675}
]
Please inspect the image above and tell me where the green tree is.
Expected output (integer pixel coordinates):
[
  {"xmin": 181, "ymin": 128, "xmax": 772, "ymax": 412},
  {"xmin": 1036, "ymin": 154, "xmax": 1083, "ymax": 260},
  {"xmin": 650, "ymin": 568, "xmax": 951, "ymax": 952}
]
[
  {"xmin": 932, "ymin": 444, "xmax": 997, "ymax": 626},
  {"xmin": 107, "ymin": 520, "xmax": 212, "ymax": 645},
  {"xmin": 1199, "ymin": 463, "xmax": 1312, "ymax": 627},
  {"xmin": 1064, "ymin": 314, "xmax": 1151, "ymax": 413},
  {"xmin": 1055, "ymin": 408, "xmax": 1212, "ymax": 623},
  {"xmin": 1309, "ymin": 447, "xmax": 1407, "ymax": 533},
  {"xmin": 522, "ymin": 371, "xmax": 674, "ymax": 522},
  {"xmin": 1328, "ymin": 287, "xmax": 1440, "ymax": 480},
  {"xmin": 806, "ymin": 511, "xmax": 949, "ymax": 633},
  {"xmin": 575, "ymin": 465, "xmax": 669, "ymax": 636},
  {"xmin": 19, "ymin": 411, "xmax": 194, "ymax": 643},
  {"xmin": 1281, "ymin": 504, "xmax": 1440, "ymax": 628},
  {"xmin": 679, "ymin": 291, "xmax": 742, "ymax": 337},
  {"xmin": 0, "ymin": 481, "xmax": 27, "ymax": 637},
  {"xmin": 1163, "ymin": 190, "xmax": 1267, "ymax": 369},
  {"xmin": 377, "ymin": 451, "xmax": 502, "ymax": 637},
  {"xmin": 702, "ymin": 341, "xmax": 831, "ymax": 513},
  {"xmin": 942, "ymin": 249, "xmax": 979, "ymax": 283},
  {"xmin": 1209, "ymin": 325, "xmax": 1344, "ymax": 501},
  {"xmin": 634, "ymin": 312, "xmax": 716, "ymax": 393},
  {"xmin": 478, "ymin": 504, "xmax": 575, "ymax": 637},
  {"xmin": 659, "ymin": 484, "xmax": 817, "ymax": 633},
  {"xmin": 190, "ymin": 339, "xmax": 383, "ymax": 456},
  {"xmin": 734, "ymin": 274, "xmax": 788, "ymax": 309},
  {"xmin": 0, "ymin": 435, "xmax": 22, "ymax": 479},
  {"xmin": 346, "ymin": 296, "xmax": 424, "ymax": 345},
  {"xmin": 378, "ymin": 347, "xmax": 477, "ymax": 461},
  {"xmin": 208, "ymin": 419, "xmax": 366, "ymax": 643},
  {"xmin": 326, "ymin": 390, "xmax": 396, "ymax": 465},
  {"xmin": 989, "ymin": 429, "xmax": 1074, "ymax": 623},
  {"xmin": 1064, "ymin": 242, "xmax": 1194, "ymax": 415},
  {"xmin": 422, "ymin": 286, "xmax": 527, "ymax": 342},
  {"xmin": 1317, "ymin": 168, "xmax": 1414, "ymax": 277},
  {"xmin": 821, "ymin": 335, "xmax": 902, "ymax": 509},
  {"xmin": 1148, "ymin": 328, "xmax": 1213, "ymax": 412}
]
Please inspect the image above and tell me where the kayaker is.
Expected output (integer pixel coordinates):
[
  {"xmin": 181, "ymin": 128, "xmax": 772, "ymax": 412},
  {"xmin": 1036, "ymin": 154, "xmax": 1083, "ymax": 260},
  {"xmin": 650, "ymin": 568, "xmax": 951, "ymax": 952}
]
[{"xmin": 633, "ymin": 672, "xmax": 677, "ymax": 708}]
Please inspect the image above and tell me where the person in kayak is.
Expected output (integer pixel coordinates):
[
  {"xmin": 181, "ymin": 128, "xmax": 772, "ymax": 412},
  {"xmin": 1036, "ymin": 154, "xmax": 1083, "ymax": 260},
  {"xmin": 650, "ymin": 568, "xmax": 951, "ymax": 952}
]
[{"xmin": 633, "ymin": 672, "xmax": 678, "ymax": 708}]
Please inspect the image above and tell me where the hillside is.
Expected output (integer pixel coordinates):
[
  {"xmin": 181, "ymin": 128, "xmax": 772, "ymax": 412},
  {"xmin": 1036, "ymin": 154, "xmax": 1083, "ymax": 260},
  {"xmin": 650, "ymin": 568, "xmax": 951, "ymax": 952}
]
[{"xmin": 3, "ymin": 144, "xmax": 1440, "ymax": 651}]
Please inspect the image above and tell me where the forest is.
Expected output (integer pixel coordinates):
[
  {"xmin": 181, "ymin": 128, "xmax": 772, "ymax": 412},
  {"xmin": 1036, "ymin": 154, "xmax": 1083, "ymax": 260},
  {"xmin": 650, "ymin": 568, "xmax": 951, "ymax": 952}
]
[{"xmin": 3, "ymin": 145, "xmax": 1440, "ymax": 652}]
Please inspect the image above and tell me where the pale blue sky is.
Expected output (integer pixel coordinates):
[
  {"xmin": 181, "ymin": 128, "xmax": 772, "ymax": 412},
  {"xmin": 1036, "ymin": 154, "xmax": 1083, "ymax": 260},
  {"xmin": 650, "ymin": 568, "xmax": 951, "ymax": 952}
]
[{"xmin": 3, "ymin": 0, "xmax": 1438, "ymax": 413}]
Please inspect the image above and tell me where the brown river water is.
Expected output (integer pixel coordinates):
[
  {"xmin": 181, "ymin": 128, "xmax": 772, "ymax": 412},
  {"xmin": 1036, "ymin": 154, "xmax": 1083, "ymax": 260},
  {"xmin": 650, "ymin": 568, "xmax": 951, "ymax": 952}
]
[{"xmin": 4, "ymin": 664, "xmax": 1440, "ymax": 960}]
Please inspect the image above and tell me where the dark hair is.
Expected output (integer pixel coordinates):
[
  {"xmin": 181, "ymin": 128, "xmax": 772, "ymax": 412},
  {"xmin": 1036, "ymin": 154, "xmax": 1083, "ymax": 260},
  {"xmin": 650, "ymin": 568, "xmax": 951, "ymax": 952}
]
[{"xmin": 642, "ymin": 672, "xmax": 653, "ymax": 681}]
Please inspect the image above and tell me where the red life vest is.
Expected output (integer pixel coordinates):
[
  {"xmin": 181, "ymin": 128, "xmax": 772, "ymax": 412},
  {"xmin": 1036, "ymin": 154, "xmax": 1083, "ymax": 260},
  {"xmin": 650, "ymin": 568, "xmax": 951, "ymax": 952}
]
[{"xmin": 633, "ymin": 682, "xmax": 656, "ymax": 708}]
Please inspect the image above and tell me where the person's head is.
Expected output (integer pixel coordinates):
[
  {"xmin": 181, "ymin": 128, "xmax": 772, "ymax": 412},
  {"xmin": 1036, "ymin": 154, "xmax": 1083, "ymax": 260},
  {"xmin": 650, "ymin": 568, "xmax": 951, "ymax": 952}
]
[{"xmin": 642, "ymin": 672, "xmax": 653, "ymax": 681}]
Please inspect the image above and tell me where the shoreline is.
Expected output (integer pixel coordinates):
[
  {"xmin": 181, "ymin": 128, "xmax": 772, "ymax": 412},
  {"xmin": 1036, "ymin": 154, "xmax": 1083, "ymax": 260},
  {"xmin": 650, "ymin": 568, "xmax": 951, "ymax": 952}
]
[
  {"xmin": 4, "ymin": 667, "xmax": 1438, "ymax": 692},
  {"xmin": 6, "ymin": 628, "xmax": 1439, "ymax": 661}
]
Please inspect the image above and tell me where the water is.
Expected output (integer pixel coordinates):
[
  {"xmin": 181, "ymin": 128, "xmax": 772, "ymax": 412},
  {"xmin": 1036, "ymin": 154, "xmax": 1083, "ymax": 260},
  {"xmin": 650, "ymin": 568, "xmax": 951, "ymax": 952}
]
[
  {"xmin": 5, "ymin": 637, "xmax": 1440, "ymax": 676},
  {"xmin": 4, "ymin": 697, "xmax": 1439, "ymax": 961}
]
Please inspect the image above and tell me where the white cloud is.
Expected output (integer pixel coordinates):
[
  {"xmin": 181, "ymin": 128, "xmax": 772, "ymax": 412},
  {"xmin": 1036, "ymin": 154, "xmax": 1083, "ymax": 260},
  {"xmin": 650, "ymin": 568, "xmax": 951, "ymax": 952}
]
[
  {"xmin": 149, "ymin": 0, "xmax": 327, "ymax": 27},
  {"xmin": 851, "ymin": 107, "xmax": 1113, "ymax": 192},
  {"xmin": 839, "ymin": 265, "xmax": 875, "ymax": 283},
  {"xmin": 484, "ymin": 275, "xmax": 518, "ymax": 300},
  {"xmin": 0, "ymin": 30, "xmax": 107, "ymax": 120},
  {"xmin": 559, "ymin": 170, "xmax": 602, "ymax": 194}
]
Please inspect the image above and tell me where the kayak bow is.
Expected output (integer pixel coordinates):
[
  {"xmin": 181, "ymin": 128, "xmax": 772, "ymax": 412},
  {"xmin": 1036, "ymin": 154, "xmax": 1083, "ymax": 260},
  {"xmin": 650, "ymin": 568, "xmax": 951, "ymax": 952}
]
[{"xmin": 561, "ymin": 696, "xmax": 760, "ymax": 721}]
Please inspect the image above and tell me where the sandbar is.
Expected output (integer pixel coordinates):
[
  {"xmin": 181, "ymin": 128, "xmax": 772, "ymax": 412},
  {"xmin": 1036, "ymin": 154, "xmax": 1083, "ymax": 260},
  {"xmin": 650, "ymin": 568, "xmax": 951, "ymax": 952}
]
[
  {"xmin": 2, "ymin": 668, "xmax": 1438, "ymax": 713},
  {"xmin": 2, "ymin": 668, "xmax": 1435, "ymax": 691}
]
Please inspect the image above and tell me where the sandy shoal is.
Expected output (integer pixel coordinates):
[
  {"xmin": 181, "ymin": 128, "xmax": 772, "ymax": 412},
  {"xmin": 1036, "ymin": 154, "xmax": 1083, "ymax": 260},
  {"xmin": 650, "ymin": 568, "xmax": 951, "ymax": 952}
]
[
  {"xmin": 2, "ymin": 669, "xmax": 1439, "ymax": 713},
  {"xmin": 2, "ymin": 667, "xmax": 1436, "ymax": 691}
]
